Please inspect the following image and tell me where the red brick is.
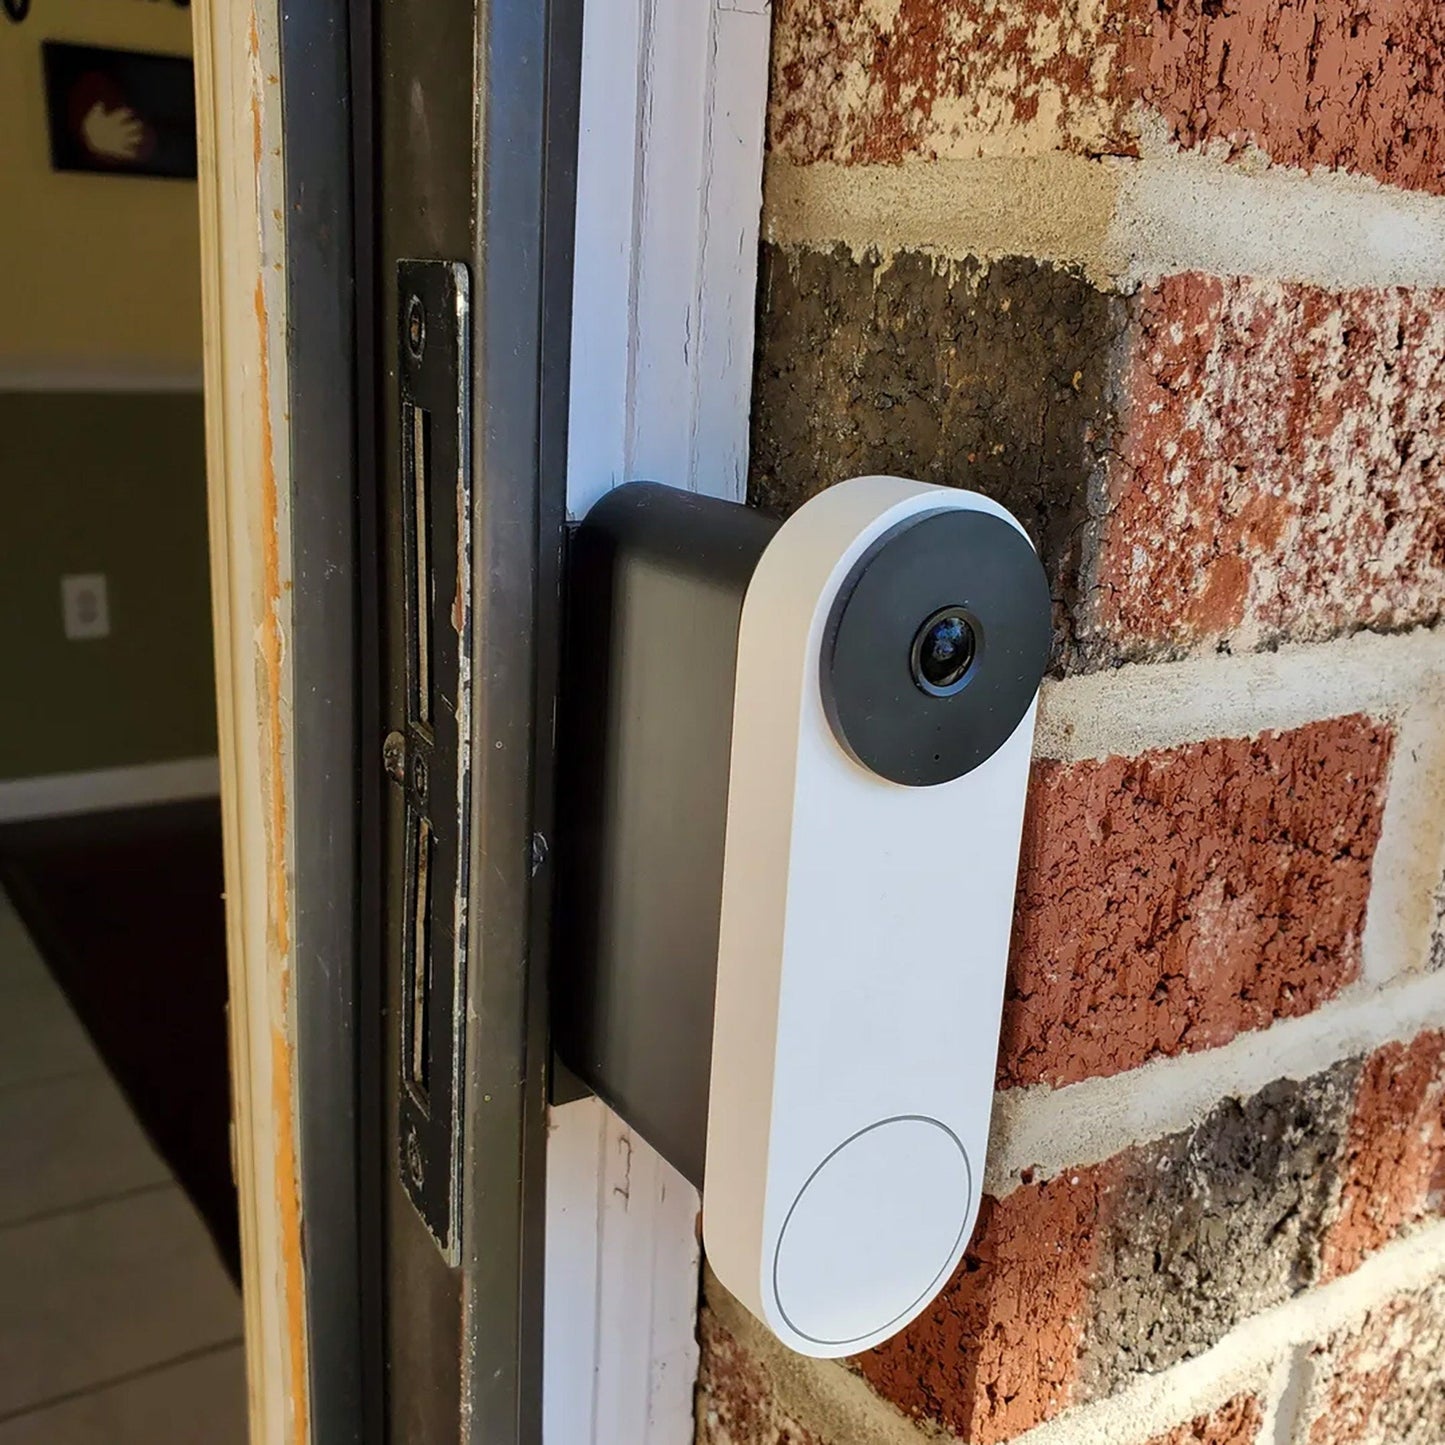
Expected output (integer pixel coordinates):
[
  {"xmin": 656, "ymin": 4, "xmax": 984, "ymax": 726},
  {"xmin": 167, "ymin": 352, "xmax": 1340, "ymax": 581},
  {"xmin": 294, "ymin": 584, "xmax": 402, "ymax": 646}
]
[
  {"xmin": 1001, "ymin": 717, "xmax": 1391, "ymax": 1091},
  {"xmin": 855, "ymin": 1165, "xmax": 1110, "ymax": 1444},
  {"xmin": 1086, "ymin": 275, "xmax": 1445, "ymax": 661},
  {"xmin": 768, "ymin": 0, "xmax": 1142, "ymax": 166},
  {"xmin": 696, "ymin": 1305, "xmax": 829, "ymax": 1445},
  {"xmin": 1145, "ymin": 1, "xmax": 1445, "ymax": 198},
  {"xmin": 1146, "ymin": 1394, "xmax": 1263, "ymax": 1445},
  {"xmin": 768, "ymin": 0, "xmax": 1445, "ymax": 194},
  {"xmin": 1323, "ymin": 1031, "xmax": 1445, "ymax": 1280},
  {"xmin": 1305, "ymin": 1280, "xmax": 1445, "ymax": 1445}
]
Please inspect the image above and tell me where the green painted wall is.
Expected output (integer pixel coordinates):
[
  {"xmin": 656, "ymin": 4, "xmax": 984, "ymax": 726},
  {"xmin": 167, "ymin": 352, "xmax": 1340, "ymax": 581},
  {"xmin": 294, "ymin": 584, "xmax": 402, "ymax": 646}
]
[{"xmin": 0, "ymin": 392, "xmax": 216, "ymax": 780}]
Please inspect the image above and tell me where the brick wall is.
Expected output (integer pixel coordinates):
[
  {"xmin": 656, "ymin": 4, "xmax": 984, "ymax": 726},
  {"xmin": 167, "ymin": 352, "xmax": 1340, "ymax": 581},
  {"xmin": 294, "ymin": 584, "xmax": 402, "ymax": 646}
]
[{"xmin": 697, "ymin": 4, "xmax": 1445, "ymax": 1443}]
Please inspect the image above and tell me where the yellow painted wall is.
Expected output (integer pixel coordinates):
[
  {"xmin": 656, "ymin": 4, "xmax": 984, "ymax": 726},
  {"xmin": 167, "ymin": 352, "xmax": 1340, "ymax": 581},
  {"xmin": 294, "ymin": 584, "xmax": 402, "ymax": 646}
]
[{"xmin": 0, "ymin": 0, "xmax": 200, "ymax": 380}]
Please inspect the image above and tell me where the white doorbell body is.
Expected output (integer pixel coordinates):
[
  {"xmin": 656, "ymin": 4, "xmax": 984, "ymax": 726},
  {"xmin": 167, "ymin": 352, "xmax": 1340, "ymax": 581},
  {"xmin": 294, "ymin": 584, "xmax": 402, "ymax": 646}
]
[
  {"xmin": 555, "ymin": 476, "xmax": 1050, "ymax": 1358},
  {"xmin": 705, "ymin": 476, "xmax": 1046, "ymax": 1354}
]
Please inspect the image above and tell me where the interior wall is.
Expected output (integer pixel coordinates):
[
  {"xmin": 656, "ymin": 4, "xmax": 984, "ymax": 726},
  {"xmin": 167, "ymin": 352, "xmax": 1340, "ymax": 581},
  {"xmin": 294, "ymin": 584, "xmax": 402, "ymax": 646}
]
[
  {"xmin": 0, "ymin": 1, "xmax": 213, "ymax": 785},
  {"xmin": 0, "ymin": 392, "xmax": 216, "ymax": 780},
  {"xmin": 0, "ymin": 0, "xmax": 199, "ymax": 383}
]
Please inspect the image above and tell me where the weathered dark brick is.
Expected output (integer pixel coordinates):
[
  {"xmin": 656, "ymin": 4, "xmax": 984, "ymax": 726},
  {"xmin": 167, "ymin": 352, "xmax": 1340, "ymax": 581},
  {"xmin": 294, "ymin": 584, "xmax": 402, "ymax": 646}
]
[
  {"xmin": 752, "ymin": 249, "xmax": 1445, "ymax": 668},
  {"xmin": 748, "ymin": 242, "xmax": 1127, "ymax": 665},
  {"xmin": 695, "ymin": 1048, "xmax": 1441, "ymax": 1439},
  {"xmin": 1079, "ymin": 1067, "xmax": 1357, "ymax": 1397}
]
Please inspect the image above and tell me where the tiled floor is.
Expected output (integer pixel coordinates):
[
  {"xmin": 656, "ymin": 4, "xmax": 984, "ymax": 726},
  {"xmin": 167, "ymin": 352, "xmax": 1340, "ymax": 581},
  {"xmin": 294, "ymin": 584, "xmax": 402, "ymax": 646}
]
[{"xmin": 0, "ymin": 887, "xmax": 247, "ymax": 1442}]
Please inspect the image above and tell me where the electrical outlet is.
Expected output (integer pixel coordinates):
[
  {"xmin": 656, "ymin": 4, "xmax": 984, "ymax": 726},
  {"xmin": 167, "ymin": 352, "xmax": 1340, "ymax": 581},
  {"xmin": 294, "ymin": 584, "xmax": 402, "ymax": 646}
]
[{"xmin": 61, "ymin": 573, "xmax": 109, "ymax": 640}]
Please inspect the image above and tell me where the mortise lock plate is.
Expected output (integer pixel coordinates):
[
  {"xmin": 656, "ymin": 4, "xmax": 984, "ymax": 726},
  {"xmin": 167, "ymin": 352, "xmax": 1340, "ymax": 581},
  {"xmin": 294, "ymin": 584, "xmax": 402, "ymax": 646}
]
[{"xmin": 389, "ymin": 259, "xmax": 472, "ymax": 1261}]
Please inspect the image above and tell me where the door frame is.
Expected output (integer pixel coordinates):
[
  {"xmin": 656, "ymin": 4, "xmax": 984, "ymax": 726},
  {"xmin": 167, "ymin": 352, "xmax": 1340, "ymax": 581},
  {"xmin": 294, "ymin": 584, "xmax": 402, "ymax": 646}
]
[
  {"xmin": 275, "ymin": 3, "xmax": 379, "ymax": 1442},
  {"xmin": 192, "ymin": 1, "xmax": 312, "ymax": 1439},
  {"xmin": 195, "ymin": 0, "xmax": 582, "ymax": 1435},
  {"xmin": 193, "ymin": 0, "xmax": 772, "ymax": 1438},
  {"xmin": 195, "ymin": 0, "xmax": 381, "ymax": 1436}
]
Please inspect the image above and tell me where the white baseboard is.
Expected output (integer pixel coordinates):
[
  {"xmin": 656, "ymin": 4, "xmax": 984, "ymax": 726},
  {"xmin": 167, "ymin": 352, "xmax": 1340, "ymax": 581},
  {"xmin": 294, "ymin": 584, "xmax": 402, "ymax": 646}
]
[
  {"xmin": 0, "ymin": 365, "xmax": 204, "ymax": 394},
  {"xmin": 0, "ymin": 757, "xmax": 221, "ymax": 823}
]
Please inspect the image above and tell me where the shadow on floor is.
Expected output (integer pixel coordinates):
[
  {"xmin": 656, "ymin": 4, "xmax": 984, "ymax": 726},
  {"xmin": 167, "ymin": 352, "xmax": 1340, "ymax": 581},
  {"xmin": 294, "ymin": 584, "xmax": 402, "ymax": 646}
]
[{"xmin": 0, "ymin": 799, "xmax": 239, "ymax": 1280}]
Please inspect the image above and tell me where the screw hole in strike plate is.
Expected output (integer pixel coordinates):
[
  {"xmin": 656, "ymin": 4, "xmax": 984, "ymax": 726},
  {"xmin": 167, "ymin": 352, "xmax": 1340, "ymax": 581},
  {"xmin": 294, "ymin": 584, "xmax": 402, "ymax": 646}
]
[{"xmin": 405, "ymin": 294, "xmax": 426, "ymax": 361}]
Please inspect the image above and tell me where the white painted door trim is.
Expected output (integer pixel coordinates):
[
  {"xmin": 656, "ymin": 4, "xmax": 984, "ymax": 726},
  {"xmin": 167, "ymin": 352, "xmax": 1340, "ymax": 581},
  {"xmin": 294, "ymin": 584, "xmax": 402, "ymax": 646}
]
[
  {"xmin": 544, "ymin": 0, "xmax": 772, "ymax": 1440},
  {"xmin": 563, "ymin": 0, "xmax": 770, "ymax": 519}
]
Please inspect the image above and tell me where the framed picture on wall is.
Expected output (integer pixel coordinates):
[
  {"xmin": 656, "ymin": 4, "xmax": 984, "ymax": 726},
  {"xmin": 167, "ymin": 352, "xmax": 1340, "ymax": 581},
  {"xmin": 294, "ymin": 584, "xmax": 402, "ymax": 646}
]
[{"xmin": 41, "ymin": 42, "xmax": 197, "ymax": 179}]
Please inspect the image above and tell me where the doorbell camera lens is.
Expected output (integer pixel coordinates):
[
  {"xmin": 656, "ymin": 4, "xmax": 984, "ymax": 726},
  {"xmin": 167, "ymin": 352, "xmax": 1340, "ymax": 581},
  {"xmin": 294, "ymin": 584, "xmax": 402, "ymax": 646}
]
[
  {"xmin": 823, "ymin": 507, "xmax": 1052, "ymax": 787},
  {"xmin": 911, "ymin": 609, "xmax": 977, "ymax": 696}
]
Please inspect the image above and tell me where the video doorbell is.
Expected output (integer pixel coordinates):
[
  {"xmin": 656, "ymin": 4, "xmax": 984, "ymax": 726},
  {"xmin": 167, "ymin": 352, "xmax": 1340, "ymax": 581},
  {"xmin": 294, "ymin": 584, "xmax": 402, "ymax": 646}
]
[{"xmin": 554, "ymin": 476, "xmax": 1051, "ymax": 1356}]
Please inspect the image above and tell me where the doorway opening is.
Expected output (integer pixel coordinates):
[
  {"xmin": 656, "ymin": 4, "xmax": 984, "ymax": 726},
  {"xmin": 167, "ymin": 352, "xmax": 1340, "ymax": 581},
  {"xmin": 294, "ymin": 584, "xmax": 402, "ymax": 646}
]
[{"xmin": 0, "ymin": 4, "xmax": 245, "ymax": 1438}]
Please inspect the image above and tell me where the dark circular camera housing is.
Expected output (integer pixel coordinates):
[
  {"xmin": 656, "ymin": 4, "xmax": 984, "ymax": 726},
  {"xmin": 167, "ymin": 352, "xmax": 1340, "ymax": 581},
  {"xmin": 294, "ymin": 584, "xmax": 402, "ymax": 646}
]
[
  {"xmin": 822, "ymin": 507, "xmax": 1052, "ymax": 788},
  {"xmin": 910, "ymin": 608, "xmax": 980, "ymax": 697}
]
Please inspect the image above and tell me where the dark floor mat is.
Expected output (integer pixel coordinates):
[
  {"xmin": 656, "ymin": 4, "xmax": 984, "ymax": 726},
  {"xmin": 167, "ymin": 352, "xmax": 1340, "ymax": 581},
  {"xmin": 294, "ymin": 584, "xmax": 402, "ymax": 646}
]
[{"xmin": 0, "ymin": 798, "xmax": 240, "ymax": 1280}]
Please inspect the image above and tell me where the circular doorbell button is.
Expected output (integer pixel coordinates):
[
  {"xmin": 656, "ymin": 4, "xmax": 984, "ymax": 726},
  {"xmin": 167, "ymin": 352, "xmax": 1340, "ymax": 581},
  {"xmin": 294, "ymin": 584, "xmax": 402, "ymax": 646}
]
[
  {"xmin": 771, "ymin": 1116, "xmax": 972, "ymax": 1347},
  {"xmin": 823, "ymin": 508, "xmax": 1051, "ymax": 787}
]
